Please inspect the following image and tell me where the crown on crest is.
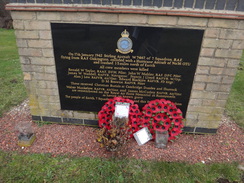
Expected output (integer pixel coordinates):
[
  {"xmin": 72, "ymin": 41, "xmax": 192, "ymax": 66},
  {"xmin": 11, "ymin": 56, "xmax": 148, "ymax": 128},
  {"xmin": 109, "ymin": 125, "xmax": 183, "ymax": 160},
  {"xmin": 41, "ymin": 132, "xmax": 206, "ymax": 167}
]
[{"xmin": 121, "ymin": 29, "xmax": 129, "ymax": 37}]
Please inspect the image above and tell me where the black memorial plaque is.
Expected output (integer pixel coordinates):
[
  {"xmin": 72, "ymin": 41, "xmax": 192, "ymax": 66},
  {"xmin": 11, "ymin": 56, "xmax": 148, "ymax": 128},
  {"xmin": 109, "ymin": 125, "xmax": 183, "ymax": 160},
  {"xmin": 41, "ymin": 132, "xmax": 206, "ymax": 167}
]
[{"xmin": 51, "ymin": 23, "xmax": 204, "ymax": 116}]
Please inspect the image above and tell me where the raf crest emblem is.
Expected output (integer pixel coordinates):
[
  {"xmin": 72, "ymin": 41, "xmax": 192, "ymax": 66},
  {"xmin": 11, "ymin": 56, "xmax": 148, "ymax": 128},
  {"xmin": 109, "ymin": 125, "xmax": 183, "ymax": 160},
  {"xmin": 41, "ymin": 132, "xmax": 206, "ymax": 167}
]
[{"xmin": 116, "ymin": 29, "xmax": 133, "ymax": 54}]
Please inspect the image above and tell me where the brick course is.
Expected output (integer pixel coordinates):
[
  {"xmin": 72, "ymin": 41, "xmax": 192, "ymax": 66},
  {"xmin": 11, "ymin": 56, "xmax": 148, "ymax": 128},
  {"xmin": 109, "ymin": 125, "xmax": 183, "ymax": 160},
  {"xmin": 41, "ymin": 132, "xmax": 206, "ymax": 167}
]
[
  {"xmin": 215, "ymin": 49, "xmax": 243, "ymax": 59},
  {"xmin": 148, "ymin": 16, "xmax": 178, "ymax": 25},
  {"xmin": 119, "ymin": 14, "xmax": 147, "ymax": 24},
  {"xmin": 91, "ymin": 13, "xmax": 118, "ymax": 23},
  {"xmin": 208, "ymin": 19, "xmax": 239, "ymax": 28},
  {"xmin": 178, "ymin": 17, "xmax": 208, "ymax": 27},
  {"xmin": 15, "ymin": 30, "xmax": 39, "ymax": 39}
]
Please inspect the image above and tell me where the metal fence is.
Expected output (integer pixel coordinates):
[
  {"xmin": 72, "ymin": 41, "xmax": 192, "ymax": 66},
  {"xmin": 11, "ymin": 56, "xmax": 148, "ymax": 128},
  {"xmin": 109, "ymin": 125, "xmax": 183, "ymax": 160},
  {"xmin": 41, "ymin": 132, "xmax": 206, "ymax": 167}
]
[{"xmin": 8, "ymin": 0, "xmax": 244, "ymax": 12}]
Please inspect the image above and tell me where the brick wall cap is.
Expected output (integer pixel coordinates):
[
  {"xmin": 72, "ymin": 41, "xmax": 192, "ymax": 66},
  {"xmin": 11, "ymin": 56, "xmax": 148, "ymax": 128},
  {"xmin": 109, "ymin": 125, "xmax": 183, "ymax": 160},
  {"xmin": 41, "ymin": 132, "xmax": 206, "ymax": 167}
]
[{"xmin": 6, "ymin": 4, "xmax": 244, "ymax": 20}]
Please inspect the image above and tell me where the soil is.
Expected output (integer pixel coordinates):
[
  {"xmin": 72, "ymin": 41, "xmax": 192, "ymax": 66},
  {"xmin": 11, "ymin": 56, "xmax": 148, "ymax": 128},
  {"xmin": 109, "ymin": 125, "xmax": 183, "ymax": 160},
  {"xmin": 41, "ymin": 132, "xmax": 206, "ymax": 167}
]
[{"xmin": 0, "ymin": 100, "xmax": 243, "ymax": 164}]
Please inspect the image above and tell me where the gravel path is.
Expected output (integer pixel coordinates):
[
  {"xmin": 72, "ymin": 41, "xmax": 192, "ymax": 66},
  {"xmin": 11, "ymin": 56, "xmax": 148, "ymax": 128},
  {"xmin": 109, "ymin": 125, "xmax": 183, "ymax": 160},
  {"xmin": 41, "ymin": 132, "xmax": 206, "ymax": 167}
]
[{"xmin": 0, "ymin": 100, "xmax": 243, "ymax": 164}]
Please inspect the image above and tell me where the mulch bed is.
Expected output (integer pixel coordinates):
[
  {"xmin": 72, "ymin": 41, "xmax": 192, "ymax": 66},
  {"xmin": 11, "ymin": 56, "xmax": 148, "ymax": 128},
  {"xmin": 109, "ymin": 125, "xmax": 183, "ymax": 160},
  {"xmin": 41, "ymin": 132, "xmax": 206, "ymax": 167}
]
[{"xmin": 0, "ymin": 100, "xmax": 243, "ymax": 164}]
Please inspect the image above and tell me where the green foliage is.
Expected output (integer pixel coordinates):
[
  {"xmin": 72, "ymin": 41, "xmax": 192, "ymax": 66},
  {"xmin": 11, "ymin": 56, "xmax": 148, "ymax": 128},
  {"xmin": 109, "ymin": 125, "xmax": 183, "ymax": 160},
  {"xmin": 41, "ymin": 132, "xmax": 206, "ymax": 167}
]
[
  {"xmin": 226, "ymin": 51, "xmax": 244, "ymax": 129},
  {"xmin": 0, "ymin": 151, "xmax": 243, "ymax": 183},
  {"xmin": 0, "ymin": 29, "xmax": 27, "ymax": 116}
]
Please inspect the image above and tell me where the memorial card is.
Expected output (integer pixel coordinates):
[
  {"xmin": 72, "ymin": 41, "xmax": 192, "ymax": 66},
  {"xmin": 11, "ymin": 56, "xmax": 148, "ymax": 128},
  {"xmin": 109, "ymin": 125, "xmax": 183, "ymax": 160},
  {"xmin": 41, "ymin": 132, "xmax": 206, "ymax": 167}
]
[
  {"xmin": 114, "ymin": 102, "xmax": 130, "ymax": 118},
  {"xmin": 133, "ymin": 127, "xmax": 153, "ymax": 146}
]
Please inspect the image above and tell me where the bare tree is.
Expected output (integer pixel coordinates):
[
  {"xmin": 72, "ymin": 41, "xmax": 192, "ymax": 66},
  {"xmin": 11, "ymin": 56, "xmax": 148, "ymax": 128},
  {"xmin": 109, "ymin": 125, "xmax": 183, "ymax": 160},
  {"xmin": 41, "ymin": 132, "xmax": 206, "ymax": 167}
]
[{"xmin": 0, "ymin": 0, "xmax": 13, "ymax": 29}]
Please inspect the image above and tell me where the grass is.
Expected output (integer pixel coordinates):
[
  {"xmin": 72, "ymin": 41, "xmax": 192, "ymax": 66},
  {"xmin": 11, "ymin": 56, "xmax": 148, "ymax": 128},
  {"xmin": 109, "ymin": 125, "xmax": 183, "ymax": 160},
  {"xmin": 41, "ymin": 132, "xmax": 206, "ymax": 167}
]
[
  {"xmin": 0, "ymin": 29, "xmax": 243, "ymax": 182},
  {"xmin": 225, "ymin": 54, "xmax": 244, "ymax": 128},
  {"xmin": 0, "ymin": 29, "xmax": 27, "ymax": 116},
  {"xmin": 0, "ymin": 151, "xmax": 243, "ymax": 183}
]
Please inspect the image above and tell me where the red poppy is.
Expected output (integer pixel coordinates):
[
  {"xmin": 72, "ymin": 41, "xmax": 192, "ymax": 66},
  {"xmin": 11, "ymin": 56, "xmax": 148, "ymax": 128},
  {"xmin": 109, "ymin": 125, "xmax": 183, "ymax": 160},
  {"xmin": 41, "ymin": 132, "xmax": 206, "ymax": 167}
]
[
  {"xmin": 154, "ymin": 103, "xmax": 164, "ymax": 112},
  {"xmin": 152, "ymin": 118, "xmax": 161, "ymax": 126},
  {"xmin": 176, "ymin": 109, "xmax": 183, "ymax": 118},
  {"xmin": 149, "ymin": 127, "xmax": 155, "ymax": 133},
  {"xmin": 131, "ymin": 120, "xmax": 138, "ymax": 126},
  {"xmin": 106, "ymin": 115, "xmax": 112, "ymax": 123},
  {"xmin": 105, "ymin": 124, "xmax": 111, "ymax": 130},
  {"xmin": 154, "ymin": 113, "xmax": 169, "ymax": 121},
  {"xmin": 162, "ymin": 124, "xmax": 170, "ymax": 131},
  {"xmin": 116, "ymin": 96, "xmax": 126, "ymax": 102},
  {"xmin": 168, "ymin": 100, "xmax": 177, "ymax": 107},
  {"xmin": 151, "ymin": 106, "xmax": 157, "ymax": 112},
  {"xmin": 159, "ymin": 98, "xmax": 167, "ymax": 103},
  {"xmin": 99, "ymin": 120, "xmax": 106, "ymax": 128},
  {"xmin": 100, "ymin": 108, "xmax": 107, "ymax": 113},
  {"xmin": 142, "ymin": 103, "xmax": 150, "ymax": 111},
  {"xmin": 100, "ymin": 122, "xmax": 108, "ymax": 127},
  {"xmin": 167, "ymin": 106, "xmax": 175, "ymax": 116},
  {"xmin": 172, "ymin": 118, "xmax": 182, "ymax": 125},
  {"xmin": 144, "ymin": 108, "xmax": 153, "ymax": 117},
  {"xmin": 141, "ymin": 121, "xmax": 150, "ymax": 128},
  {"xmin": 168, "ymin": 135, "xmax": 176, "ymax": 141},
  {"xmin": 172, "ymin": 126, "xmax": 182, "ymax": 132},
  {"xmin": 129, "ymin": 117, "xmax": 139, "ymax": 127},
  {"xmin": 129, "ymin": 116, "xmax": 137, "ymax": 122},
  {"xmin": 99, "ymin": 120, "xmax": 110, "ymax": 128},
  {"xmin": 124, "ymin": 98, "xmax": 134, "ymax": 104},
  {"xmin": 129, "ymin": 113, "xmax": 141, "ymax": 124},
  {"xmin": 176, "ymin": 108, "xmax": 182, "ymax": 113},
  {"xmin": 118, "ymin": 98, "xmax": 124, "ymax": 102},
  {"xmin": 130, "ymin": 104, "xmax": 139, "ymax": 111},
  {"xmin": 105, "ymin": 99, "xmax": 114, "ymax": 106},
  {"xmin": 162, "ymin": 104, "xmax": 170, "ymax": 112},
  {"xmin": 163, "ymin": 119, "xmax": 171, "ymax": 128},
  {"xmin": 132, "ymin": 109, "xmax": 141, "ymax": 115},
  {"xmin": 107, "ymin": 99, "xmax": 115, "ymax": 106},
  {"xmin": 98, "ymin": 112, "xmax": 109, "ymax": 126},
  {"xmin": 101, "ymin": 105, "xmax": 112, "ymax": 112},
  {"xmin": 98, "ymin": 110, "xmax": 105, "ymax": 117},
  {"xmin": 154, "ymin": 125, "xmax": 168, "ymax": 132},
  {"xmin": 148, "ymin": 101, "xmax": 156, "ymax": 108},
  {"xmin": 108, "ymin": 105, "xmax": 115, "ymax": 112},
  {"xmin": 180, "ymin": 123, "xmax": 184, "ymax": 128},
  {"xmin": 131, "ymin": 124, "xmax": 139, "ymax": 132},
  {"xmin": 99, "ymin": 113, "xmax": 107, "ymax": 120},
  {"xmin": 141, "ymin": 115, "xmax": 151, "ymax": 124},
  {"xmin": 113, "ymin": 97, "xmax": 120, "ymax": 102},
  {"xmin": 171, "ymin": 111, "xmax": 181, "ymax": 119},
  {"xmin": 101, "ymin": 105, "xmax": 108, "ymax": 111},
  {"xmin": 170, "ymin": 129, "xmax": 180, "ymax": 137},
  {"xmin": 152, "ymin": 120, "xmax": 162, "ymax": 127},
  {"xmin": 153, "ymin": 99, "xmax": 161, "ymax": 105},
  {"xmin": 150, "ymin": 129, "xmax": 156, "ymax": 139},
  {"xmin": 153, "ymin": 123, "xmax": 161, "ymax": 130}
]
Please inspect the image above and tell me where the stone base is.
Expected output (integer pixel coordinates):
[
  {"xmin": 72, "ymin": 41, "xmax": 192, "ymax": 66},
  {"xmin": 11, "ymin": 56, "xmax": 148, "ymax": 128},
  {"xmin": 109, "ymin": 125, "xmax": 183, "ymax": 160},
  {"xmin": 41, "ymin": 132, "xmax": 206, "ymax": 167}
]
[
  {"xmin": 32, "ymin": 115, "xmax": 217, "ymax": 134},
  {"xmin": 18, "ymin": 134, "xmax": 36, "ymax": 147}
]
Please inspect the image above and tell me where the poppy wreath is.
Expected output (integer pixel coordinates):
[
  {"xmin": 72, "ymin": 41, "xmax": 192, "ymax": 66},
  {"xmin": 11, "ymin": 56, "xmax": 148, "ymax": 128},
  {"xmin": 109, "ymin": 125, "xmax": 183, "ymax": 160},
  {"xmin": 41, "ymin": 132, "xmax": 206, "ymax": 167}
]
[
  {"xmin": 98, "ymin": 97, "xmax": 184, "ymax": 141},
  {"xmin": 140, "ymin": 99, "xmax": 184, "ymax": 141},
  {"xmin": 98, "ymin": 97, "xmax": 141, "ymax": 137}
]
